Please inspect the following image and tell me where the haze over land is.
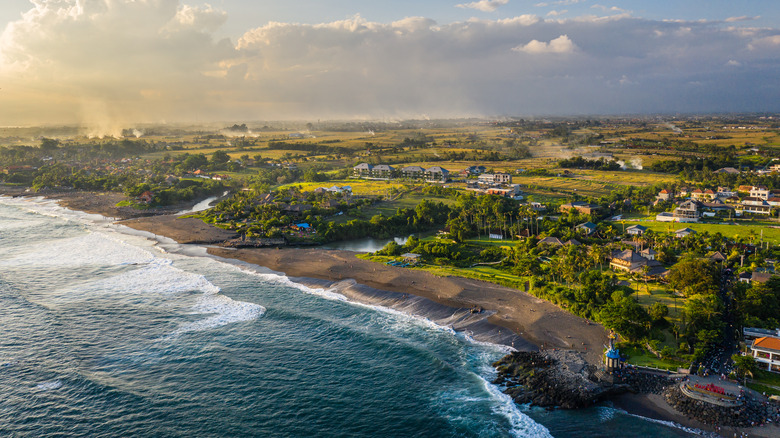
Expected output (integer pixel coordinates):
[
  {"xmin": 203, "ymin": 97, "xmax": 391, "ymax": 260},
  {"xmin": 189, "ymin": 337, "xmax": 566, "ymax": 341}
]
[{"xmin": 0, "ymin": 0, "xmax": 779, "ymax": 132}]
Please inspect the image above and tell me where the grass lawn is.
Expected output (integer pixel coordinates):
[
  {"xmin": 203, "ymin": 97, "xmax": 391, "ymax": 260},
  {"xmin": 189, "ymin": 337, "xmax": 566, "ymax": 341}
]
[
  {"xmin": 616, "ymin": 220, "xmax": 780, "ymax": 245},
  {"xmin": 618, "ymin": 344, "xmax": 687, "ymax": 371}
]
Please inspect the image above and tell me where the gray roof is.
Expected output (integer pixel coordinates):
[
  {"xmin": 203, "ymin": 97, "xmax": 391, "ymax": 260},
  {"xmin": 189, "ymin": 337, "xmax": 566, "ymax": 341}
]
[
  {"xmin": 373, "ymin": 164, "xmax": 395, "ymax": 172},
  {"xmin": 426, "ymin": 166, "xmax": 450, "ymax": 174},
  {"xmin": 401, "ymin": 165, "xmax": 425, "ymax": 172},
  {"xmin": 354, "ymin": 162, "xmax": 373, "ymax": 170}
]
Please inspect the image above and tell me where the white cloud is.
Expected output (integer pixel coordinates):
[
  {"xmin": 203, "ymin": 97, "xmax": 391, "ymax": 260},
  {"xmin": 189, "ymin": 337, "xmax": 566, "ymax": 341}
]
[
  {"xmin": 456, "ymin": 0, "xmax": 509, "ymax": 12},
  {"xmin": 725, "ymin": 16, "xmax": 760, "ymax": 23},
  {"xmin": 513, "ymin": 34, "xmax": 576, "ymax": 54},
  {"xmin": 726, "ymin": 60, "xmax": 741, "ymax": 66},
  {"xmin": 1, "ymin": 1, "xmax": 779, "ymax": 125},
  {"xmin": 547, "ymin": 10, "xmax": 568, "ymax": 17}
]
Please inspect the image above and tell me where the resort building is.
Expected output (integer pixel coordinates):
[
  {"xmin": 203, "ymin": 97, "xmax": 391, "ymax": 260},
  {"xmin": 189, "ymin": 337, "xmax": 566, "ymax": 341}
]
[
  {"xmin": 400, "ymin": 165, "xmax": 425, "ymax": 179},
  {"xmin": 353, "ymin": 163, "xmax": 373, "ymax": 178},
  {"xmin": 425, "ymin": 166, "xmax": 450, "ymax": 183},
  {"xmin": 609, "ymin": 249, "xmax": 667, "ymax": 276},
  {"xmin": 751, "ymin": 336, "xmax": 780, "ymax": 373},
  {"xmin": 371, "ymin": 164, "xmax": 395, "ymax": 179}
]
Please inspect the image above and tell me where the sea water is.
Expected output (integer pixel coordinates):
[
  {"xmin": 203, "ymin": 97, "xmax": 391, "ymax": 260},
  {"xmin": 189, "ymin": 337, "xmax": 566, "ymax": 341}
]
[{"xmin": 0, "ymin": 197, "xmax": 700, "ymax": 437}]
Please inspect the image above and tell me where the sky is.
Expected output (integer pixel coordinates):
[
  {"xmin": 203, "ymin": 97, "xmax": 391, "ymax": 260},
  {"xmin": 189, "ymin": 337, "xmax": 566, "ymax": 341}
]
[{"xmin": 0, "ymin": 0, "xmax": 779, "ymax": 130}]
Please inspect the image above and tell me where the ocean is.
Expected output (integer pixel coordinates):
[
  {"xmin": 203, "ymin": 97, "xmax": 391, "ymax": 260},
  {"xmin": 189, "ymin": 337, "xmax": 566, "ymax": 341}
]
[{"xmin": 0, "ymin": 197, "xmax": 701, "ymax": 437}]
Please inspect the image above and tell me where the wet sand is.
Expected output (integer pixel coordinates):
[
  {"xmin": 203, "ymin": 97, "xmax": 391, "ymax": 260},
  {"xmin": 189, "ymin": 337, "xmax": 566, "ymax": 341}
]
[{"xmin": 7, "ymin": 188, "xmax": 771, "ymax": 436}]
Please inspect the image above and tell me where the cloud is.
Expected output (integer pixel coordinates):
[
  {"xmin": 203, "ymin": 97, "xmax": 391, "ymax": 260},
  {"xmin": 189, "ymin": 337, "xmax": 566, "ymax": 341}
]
[
  {"xmin": 547, "ymin": 10, "xmax": 568, "ymax": 17},
  {"xmin": 725, "ymin": 16, "xmax": 760, "ymax": 23},
  {"xmin": 456, "ymin": 0, "xmax": 509, "ymax": 12},
  {"xmin": 536, "ymin": 0, "xmax": 584, "ymax": 7},
  {"xmin": 512, "ymin": 34, "xmax": 576, "ymax": 54},
  {"xmin": 1, "ymin": 1, "xmax": 779, "ymax": 126}
]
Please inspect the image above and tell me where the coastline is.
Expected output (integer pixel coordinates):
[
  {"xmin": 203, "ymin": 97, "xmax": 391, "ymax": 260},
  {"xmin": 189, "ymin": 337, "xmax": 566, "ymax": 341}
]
[{"xmin": 5, "ymin": 189, "xmax": 772, "ymax": 436}]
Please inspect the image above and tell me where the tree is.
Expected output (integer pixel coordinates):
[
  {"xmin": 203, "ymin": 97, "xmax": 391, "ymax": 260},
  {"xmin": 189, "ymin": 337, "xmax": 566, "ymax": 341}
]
[
  {"xmin": 211, "ymin": 150, "xmax": 231, "ymax": 165},
  {"xmin": 649, "ymin": 302, "xmax": 669, "ymax": 323},
  {"xmin": 731, "ymin": 354, "xmax": 758, "ymax": 384},
  {"xmin": 668, "ymin": 258, "xmax": 720, "ymax": 297},
  {"xmin": 40, "ymin": 137, "xmax": 60, "ymax": 151}
]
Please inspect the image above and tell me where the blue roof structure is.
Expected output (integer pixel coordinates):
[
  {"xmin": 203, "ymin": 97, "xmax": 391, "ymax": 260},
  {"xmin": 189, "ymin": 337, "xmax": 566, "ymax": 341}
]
[
  {"xmin": 605, "ymin": 348, "xmax": 620, "ymax": 360},
  {"xmin": 295, "ymin": 223, "xmax": 311, "ymax": 229}
]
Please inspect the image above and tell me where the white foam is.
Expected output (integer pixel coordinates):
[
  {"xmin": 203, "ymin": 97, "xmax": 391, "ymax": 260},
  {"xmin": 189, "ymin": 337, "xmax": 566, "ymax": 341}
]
[
  {"xmin": 35, "ymin": 380, "xmax": 63, "ymax": 391},
  {"xmin": 171, "ymin": 294, "xmax": 265, "ymax": 336},
  {"xmin": 479, "ymin": 375, "xmax": 553, "ymax": 438},
  {"xmin": 0, "ymin": 232, "xmax": 156, "ymax": 268},
  {"xmin": 619, "ymin": 409, "xmax": 715, "ymax": 437}
]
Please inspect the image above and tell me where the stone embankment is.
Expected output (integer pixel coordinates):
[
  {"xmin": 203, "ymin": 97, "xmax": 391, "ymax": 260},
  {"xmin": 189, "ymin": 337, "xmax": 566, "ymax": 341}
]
[
  {"xmin": 664, "ymin": 383, "xmax": 773, "ymax": 428},
  {"xmin": 493, "ymin": 350, "xmax": 631, "ymax": 409}
]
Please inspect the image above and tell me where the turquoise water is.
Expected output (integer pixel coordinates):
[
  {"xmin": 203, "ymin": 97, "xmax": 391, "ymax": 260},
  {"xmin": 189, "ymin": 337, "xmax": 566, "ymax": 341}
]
[{"xmin": 0, "ymin": 198, "xmax": 699, "ymax": 437}]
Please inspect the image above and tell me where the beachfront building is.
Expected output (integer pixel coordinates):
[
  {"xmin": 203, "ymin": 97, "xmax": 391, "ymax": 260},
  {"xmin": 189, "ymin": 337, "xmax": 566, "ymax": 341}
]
[
  {"xmin": 626, "ymin": 224, "xmax": 647, "ymax": 236},
  {"xmin": 751, "ymin": 336, "xmax": 780, "ymax": 373}
]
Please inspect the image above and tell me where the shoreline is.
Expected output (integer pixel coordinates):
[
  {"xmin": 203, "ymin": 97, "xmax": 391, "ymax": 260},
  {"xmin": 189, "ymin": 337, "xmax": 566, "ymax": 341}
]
[{"xmin": 5, "ymin": 189, "xmax": 773, "ymax": 436}]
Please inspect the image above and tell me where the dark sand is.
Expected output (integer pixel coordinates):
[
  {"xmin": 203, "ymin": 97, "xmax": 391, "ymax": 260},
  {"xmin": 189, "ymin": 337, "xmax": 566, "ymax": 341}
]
[{"xmin": 7, "ymin": 188, "xmax": 776, "ymax": 436}]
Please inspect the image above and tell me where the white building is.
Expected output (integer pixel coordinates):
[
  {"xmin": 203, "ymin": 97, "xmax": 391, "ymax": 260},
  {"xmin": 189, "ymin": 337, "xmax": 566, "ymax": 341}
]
[
  {"xmin": 751, "ymin": 336, "xmax": 780, "ymax": 373},
  {"xmin": 750, "ymin": 186, "xmax": 770, "ymax": 200}
]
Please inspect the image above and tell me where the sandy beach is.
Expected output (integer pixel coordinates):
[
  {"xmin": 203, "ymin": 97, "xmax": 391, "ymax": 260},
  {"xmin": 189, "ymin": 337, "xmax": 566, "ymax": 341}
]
[{"xmin": 7, "ymin": 188, "xmax": 776, "ymax": 436}]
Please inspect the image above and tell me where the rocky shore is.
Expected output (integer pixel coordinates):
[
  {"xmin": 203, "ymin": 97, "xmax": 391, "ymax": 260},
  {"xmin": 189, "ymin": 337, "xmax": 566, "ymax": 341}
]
[
  {"xmin": 492, "ymin": 350, "xmax": 636, "ymax": 409},
  {"xmin": 664, "ymin": 383, "xmax": 775, "ymax": 428}
]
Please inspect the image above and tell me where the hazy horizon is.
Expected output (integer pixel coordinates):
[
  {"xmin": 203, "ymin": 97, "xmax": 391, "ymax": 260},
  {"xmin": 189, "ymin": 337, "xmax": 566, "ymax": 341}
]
[{"xmin": 1, "ymin": 1, "xmax": 779, "ymax": 134}]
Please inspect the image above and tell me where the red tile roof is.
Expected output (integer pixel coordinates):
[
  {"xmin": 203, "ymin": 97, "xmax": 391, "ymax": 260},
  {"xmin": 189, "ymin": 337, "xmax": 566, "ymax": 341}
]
[{"xmin": 753, "ymin": 336, "xmax": 780, "ymax": 352}]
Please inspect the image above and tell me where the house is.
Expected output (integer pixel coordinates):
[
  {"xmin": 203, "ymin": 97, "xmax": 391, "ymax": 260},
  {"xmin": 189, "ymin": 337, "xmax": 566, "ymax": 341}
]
[
  {"xmin": 640, "ymin": 248, "xmax": 657, "ymax": 260},
  {"xmin": 353, "ymin": 163, "xmax": 373, "ymax": 177},
  {"xmin": 538, "ymin": 236, "xmax": 563, "ymax": 246},
  {"xmin": 750, "ymin": 336, "xmax": 780, "ymax": 373},
  {"xmin": 744, "ymin": 327, "xmax": 780, "ymax": 345},
  {"xmin": 739, "ymin": 272, "xmax": 753, "ymax": 283},
  {"xmin": 750, "ymin": 186, "xmax": 770, "ymax": 200},
  {"xmin": 741, "ymin": 198, "xmax": 772, "ymax": 215},
  {"xmin": 714, "ymin": 167, "xmax": 740, "ymax": 174},
  {"xmin": 626, "ymin": 224, "xmax": 647, "ymax": 236},
  {"xmin": 478, "ymin": 173, "xmax": 512, "ymax": 185},
  {"xmin": 466, "ymin": 165, "xmax": 487, "ymax": 174},
  {"xmin": 560, "ymin": 201, "xmax": 600, "ymax": 215},
  {"xmin": 657, "ymin": 189, "xmax": 673, "ymax": 201},
  {"xmin": 716, "ymin": 187, "xmax": 736, "ymax": 198},
  {"xmin": 425, "ymin": 166, "xmax": 450, "ymax": 183},
  {"xmin": 610, "ymin": 249, "xmax": 646, "ymax": 272},
  {"xmin": 610, "ymin": 249, "xmax": 667, "ymax": 276},
  {"xmin": 768, "ymin": 197, "xmax": 780, "ymax": 207},
  {"xmin": 752, "ymin": 272, "xmax": 775, "ymax": 284},
  {"xmin": 675, "ymin": 227, "xmax": 696, "ymax": 238},
  {"xmin": 137, "ymin": 191, "xmax": 154, "ymax": 204},
  {"xmin": 671, "ymin": 200, "xmax": 700, "ymax": 222},
  {"xmin": 292, "ymin": 223, "xmax": 312, "ymax": 231},
  {"xmin": 710, "ymin": 252, "xmax": 727, "ymax": 263},
  {"xmin": 564, "ymin": 239, "xmax": 582, "ymax": 246},
  {"xmin": 400, "ymin": 165, "xmax": 425, "ymax": 179},
  {"xmin": 575, "ymin": 221, "xmax": 597, "ymax": 235},
  {"xmin": 371, "ymin": 164, "xmax": 395, "ymax": 179}
]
